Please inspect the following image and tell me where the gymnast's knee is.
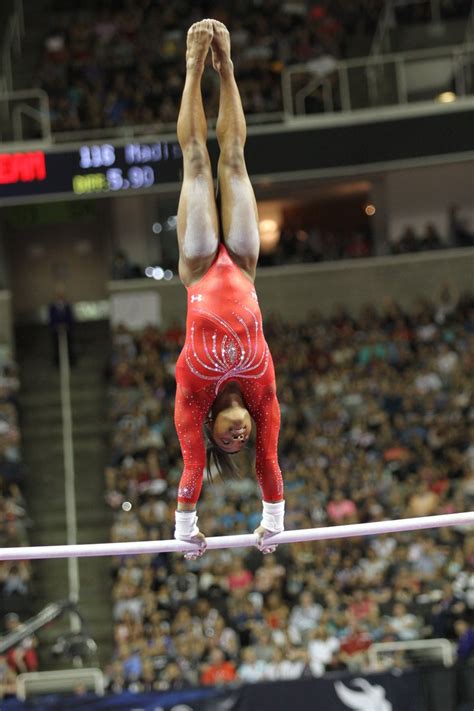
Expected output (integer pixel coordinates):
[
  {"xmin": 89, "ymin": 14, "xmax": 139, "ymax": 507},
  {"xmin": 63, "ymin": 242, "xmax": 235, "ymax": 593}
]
[
  {"xmin": 219, "ymin": 140, "xmax": 246, "ymax": 177},
  {"xmin": 182, "ymin": 139, "xmax": 209, "ymax": 177}
]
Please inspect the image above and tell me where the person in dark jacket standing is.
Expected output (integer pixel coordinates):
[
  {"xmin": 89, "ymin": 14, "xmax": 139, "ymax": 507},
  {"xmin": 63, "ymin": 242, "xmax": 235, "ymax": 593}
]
[{"xmin": 48, "ymin": 284, "xmax": 75, "ymax": 367}]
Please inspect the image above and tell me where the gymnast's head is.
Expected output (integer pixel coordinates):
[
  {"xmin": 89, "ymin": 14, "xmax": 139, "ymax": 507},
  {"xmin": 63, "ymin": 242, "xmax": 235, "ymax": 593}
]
[{"xmin": 204, "ymin": 381, "xmax": 252, "ymax": 478}]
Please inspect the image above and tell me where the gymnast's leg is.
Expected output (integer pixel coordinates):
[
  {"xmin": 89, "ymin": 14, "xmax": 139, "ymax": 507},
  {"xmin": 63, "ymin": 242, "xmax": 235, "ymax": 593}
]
[
  {"xmin": 211, "ymin": 21, "xmax": 260, "ymax": 281},
  {"xmin": 177, "ymin": 20, "xmax": 219, "ymax": 289},
  {"xmin": 175, "ymin": 22, "xmax": 218, "ymax": 558}
]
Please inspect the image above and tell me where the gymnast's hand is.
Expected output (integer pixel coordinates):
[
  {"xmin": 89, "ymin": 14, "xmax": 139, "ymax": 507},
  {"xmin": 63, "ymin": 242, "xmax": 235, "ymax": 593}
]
[
  {"xmin": 183, "ymin": 531, "xmax": 207, "ymax": 561},
  {"xmin": 174, "ymin": 510, "xmax": 207, "ymax": 560},
  {"xmin": 254, "ymin": 525, "xmax": 278, "ymax": 555}
]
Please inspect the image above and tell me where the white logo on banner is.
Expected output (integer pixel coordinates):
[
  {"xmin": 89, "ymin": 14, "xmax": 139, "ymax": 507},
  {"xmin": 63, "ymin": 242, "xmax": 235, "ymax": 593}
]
[{"xmin": 334, "ymin": 678, "xmax": 393, "ymax": 711}]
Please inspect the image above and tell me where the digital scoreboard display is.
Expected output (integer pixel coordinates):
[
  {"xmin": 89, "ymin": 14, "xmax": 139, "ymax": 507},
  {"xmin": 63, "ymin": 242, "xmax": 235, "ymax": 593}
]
[
  {"xmin": 0, "ymin": 140, "xmax": 183, "ymax": 204},
  {"xmin": 1, "ymin": 106, "xmax": 474, "ymax": 205}
]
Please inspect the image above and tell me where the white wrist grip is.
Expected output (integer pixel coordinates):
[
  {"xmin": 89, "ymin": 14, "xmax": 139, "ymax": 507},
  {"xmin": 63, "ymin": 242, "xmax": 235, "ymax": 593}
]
[
  {"xmin": 260, "ymin": 500, "xmax": 285, "ymax": 533},
  {"xmin": 175, "ymin": 510, "xmax": 200, "ymax": 540}
]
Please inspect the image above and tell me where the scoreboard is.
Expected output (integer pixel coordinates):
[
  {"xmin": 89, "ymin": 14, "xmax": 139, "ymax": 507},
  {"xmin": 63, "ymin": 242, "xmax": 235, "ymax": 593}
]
[
  {"xmin": 0, "ymin": 140, "xmax": 183, "ymax": 204},
  {"xmin": 1, "ymin": 103, "xmax": 473, "ymax": 205}
]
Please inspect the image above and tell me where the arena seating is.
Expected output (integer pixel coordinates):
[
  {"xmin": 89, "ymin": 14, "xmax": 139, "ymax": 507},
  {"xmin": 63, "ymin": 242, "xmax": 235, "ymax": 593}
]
[
  {"xmin": 37, "ymin": 0, "xmax": 386, "ymax": 132},
  {"xmin": 103, "ymin": 289, "xmax": 474, "ymax": 691},
  {"xmin": 20, "ymin": 0, "xmax": 468, "ymax": 132},
  {"xmin": 0, "ymin": 353, "xmax": 39, "ymax": 689}
]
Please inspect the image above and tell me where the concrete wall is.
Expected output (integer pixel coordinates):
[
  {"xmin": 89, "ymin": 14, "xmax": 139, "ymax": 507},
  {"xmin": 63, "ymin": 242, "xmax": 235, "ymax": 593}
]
[
  {"xmin": 110, "ymin": 195, "xmax": 156, "ymax": 267},
  {"xmin": 108, "ymin": 247, "xmax": 474, "ymax": 327}
]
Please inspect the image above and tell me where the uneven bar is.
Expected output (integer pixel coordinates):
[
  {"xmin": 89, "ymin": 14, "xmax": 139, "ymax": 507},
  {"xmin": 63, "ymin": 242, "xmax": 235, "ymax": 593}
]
[{"xmin": 0, "ymin": 512, "xmax": 473, "ymax": 561}]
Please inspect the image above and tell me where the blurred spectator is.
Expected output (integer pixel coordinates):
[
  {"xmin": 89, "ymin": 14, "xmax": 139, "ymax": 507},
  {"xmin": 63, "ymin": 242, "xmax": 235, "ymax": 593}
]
[
  {"xmin": 307, "ymin": 625, "xmax": 340, "ymax": 676},
  {"xmin": 168, "ymin": 560, "xmax": 198, "ymax": 605},
  {"xmin": 393, "ymin": 226, "xmax": 420, "ymax": 254},
  {"xmin": 237, "ymin": 646, "xmax": 267, "ymax": 683},
  {"xmin": 420, "ymin": 223, "xmax": 442, "ymax": 251},
  {"xmin": 289, "ymin": 591, "xmax": 323, "ymax": 644},
  {"xmin": 111, "ymin": 250, "xmax": 134, "ymax": 280},
  {"xmin": 264, "ymin": 646, "xmax": 306, "ymax": 680},
  {"xmin": 200, "ymin": 648, "xmax": 237, "ymax": 686},
  {"xmin": 386, "ymin": 603, "xmax": 421, "ymax": 641},
  {"xmin": 48, "ymin": 283, "xmax": 76, "ymax": 367},
  {"xmin": 0, "ymin": 354, "xmax": 33, "ymax": 621},
  {"xmin": 0, "ymin": 654, "xmax": 17, "ymax": 699},
  {"xmin": 448, "ymin": 205, "xmax": 474, "ymax": 247},
  {"xmin": 454, "ymin": 619, "xmax": 474, "ymax": 661},
  {"xmin": 327, "ymin": 490, "xmax": 357, "ymax": 524},
  {"xmin": 4, "ymin": 613, "xmax": 39, "ymax": 674}
]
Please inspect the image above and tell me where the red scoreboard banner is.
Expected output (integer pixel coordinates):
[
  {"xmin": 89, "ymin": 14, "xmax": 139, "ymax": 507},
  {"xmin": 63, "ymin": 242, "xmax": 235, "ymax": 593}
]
[{"xmin": 0, "ymin": 151, "xmax": 47, "ymax": 185}]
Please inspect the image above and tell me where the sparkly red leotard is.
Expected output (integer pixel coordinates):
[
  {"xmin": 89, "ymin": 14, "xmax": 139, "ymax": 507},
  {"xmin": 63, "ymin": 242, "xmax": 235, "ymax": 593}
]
[{"xmin": 175, "ymin": 244, "xmax": 283, "ymax": 505}]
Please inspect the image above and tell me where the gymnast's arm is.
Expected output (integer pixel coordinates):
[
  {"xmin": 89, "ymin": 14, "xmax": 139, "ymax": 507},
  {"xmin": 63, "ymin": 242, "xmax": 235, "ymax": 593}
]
[
  {"xmin": 244, "ymin": 380, "xmax": 285, "ymax": 550},
  {"xmin": 253, "ymin": 386, "xmax": 284, "ymax": 501},
  {"xmin": 173, "ymin": 382, "xmax": 212, "ymax": 555}
]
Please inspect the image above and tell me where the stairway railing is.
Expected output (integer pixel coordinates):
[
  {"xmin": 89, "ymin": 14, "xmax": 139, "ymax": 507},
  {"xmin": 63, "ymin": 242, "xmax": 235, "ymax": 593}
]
[{"xmin": 58, "ymin": 326, "xmax": 80, "ymax": 632}]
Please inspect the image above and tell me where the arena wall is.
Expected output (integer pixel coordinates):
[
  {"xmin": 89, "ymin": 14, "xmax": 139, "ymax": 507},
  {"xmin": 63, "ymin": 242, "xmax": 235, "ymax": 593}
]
[{"xmin": 108, "ymin": 246, "xmax": 474, "ymax": 327}]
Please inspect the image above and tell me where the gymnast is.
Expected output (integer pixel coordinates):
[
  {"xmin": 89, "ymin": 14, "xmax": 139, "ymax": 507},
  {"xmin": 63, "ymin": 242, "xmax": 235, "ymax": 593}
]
[{"xmin": 173, "ymin": 19, "xmax": 284, "ymax": 558}]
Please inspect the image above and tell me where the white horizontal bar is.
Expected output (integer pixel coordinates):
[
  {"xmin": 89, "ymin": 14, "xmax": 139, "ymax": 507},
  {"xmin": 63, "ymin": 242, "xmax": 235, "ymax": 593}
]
[{"xmin": 1, "ymin": 512, "xmax": 473, "ymax": 561}]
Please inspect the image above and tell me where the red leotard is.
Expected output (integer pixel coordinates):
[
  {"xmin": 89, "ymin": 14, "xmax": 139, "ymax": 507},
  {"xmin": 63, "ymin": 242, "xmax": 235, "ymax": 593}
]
[{"xmin": 175, "ymin": 244, "xmax": 283, "ymax": 504}]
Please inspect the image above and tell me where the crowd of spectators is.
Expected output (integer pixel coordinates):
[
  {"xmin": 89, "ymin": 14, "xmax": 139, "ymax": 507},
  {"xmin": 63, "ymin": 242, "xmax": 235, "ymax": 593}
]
[
  {"xmin": 103, "ymin": 285, "xmax": 474, "ymax": 692},
  {"xmin": 32, "ymin": 0, "xmax": 474, "ymax": 133},
  {"xmin": 0, "ymin": 350, "xmax": 38, "ymax": 698},
  {"xmin": 39, "ymin": 0, "xmax": 387, "ymax": 132},
  {"xmin": 259, "ymin": 227, "xmax": 373, "ymax": 266},
  {"xmin": 392, "ymin": 207, "xmax": 474, "ymax": 255}
]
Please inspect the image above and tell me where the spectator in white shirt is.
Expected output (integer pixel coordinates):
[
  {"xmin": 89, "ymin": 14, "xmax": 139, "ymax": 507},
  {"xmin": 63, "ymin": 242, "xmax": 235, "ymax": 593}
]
[
  {"xmin": 289, "ymin": 591, "xmax": 323, "ymax": 644},
  {"xmin": 237, "ymin": 646, "xmax": 267, "ymax": 683},
  {"xmin": 386, "ymin": 603, "xmax": 421, "ymax": 641},
  {"xmin": 264, "ymin": 647, "xmax": 305, "ymax": 681},
  {"xmin": 307, "ymin": 625, "xmax": 340, "ymax": 676}
]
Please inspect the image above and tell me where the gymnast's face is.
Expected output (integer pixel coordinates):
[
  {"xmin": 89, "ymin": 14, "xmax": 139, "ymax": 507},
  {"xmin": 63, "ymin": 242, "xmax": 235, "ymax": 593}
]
[{"xmin": 212, "ymin": 406, "xmax": 252, "ymax": 453}]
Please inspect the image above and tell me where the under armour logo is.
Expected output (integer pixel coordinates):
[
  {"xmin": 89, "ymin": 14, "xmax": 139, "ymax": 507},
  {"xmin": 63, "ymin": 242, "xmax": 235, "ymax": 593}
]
[{"xmin": 191, "ymin": 294, "xmax": 203, "ymax": 303}]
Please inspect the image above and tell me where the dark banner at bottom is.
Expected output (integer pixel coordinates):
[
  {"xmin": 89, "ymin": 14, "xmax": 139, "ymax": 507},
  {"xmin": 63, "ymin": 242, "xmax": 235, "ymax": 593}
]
[{"xmin": 3, "ymin": 666, "xmax": 474, "ymax": 711}]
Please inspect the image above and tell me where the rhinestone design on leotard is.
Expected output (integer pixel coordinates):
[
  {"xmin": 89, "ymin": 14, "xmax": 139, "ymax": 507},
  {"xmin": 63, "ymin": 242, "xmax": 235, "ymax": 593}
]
[{"xmin": 185, "ymin": 306, "xmax": 269, "ymax": 394}]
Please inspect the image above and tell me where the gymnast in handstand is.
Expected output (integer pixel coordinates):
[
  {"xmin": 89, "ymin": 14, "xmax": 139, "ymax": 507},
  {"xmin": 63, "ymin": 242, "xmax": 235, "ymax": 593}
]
[{"xmin": 173, "ymin": 19, "xmax": 284, "ymax": 557}]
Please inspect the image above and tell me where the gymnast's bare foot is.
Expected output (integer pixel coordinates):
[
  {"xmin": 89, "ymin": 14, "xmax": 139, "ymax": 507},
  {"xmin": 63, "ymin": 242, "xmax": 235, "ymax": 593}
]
[
  {"xmin": 186, "ymin": 19, "xmax": 213, "ymax": 70},
  {"xmin": 210, "ymin": 20, "xmax": 233, "ymax": 74}
]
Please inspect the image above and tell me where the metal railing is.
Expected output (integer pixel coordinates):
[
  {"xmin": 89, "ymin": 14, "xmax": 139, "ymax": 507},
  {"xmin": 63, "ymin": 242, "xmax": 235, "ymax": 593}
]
[
  {"xmin": 58, "ymin": 327, "xmax": 80, "ymax": 632},
  {"xmin": 465, "ymin": 0, "xmax": 474, "ymax": 43},
  {"xmin": 282, "ymin": 42, "xmax": 474, "ymax": 116},
  {"xmin": 368, "ymin": 638, "xmax": 455, "ymax": 668},
  {"xmin": 370, "ymin": 0, "xmax": 462, "ymax": 59},
  {"xmin": 370, "ymin": 0, "xmax": 396, "ymax": 58},
  {"xmin": 0, "ymin": 89, "xmax": 51, "ymax": 143},
  {"xmin": 50, "ymin": 110, "xmax": 284, "ymax": 145},
  {"xmin": 17, "ymin": 668, "xmax": 104, "ymax": 700},
  {"xmin": 1, "ymin": 0, "xmax": 24, "ymax": 92}
]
